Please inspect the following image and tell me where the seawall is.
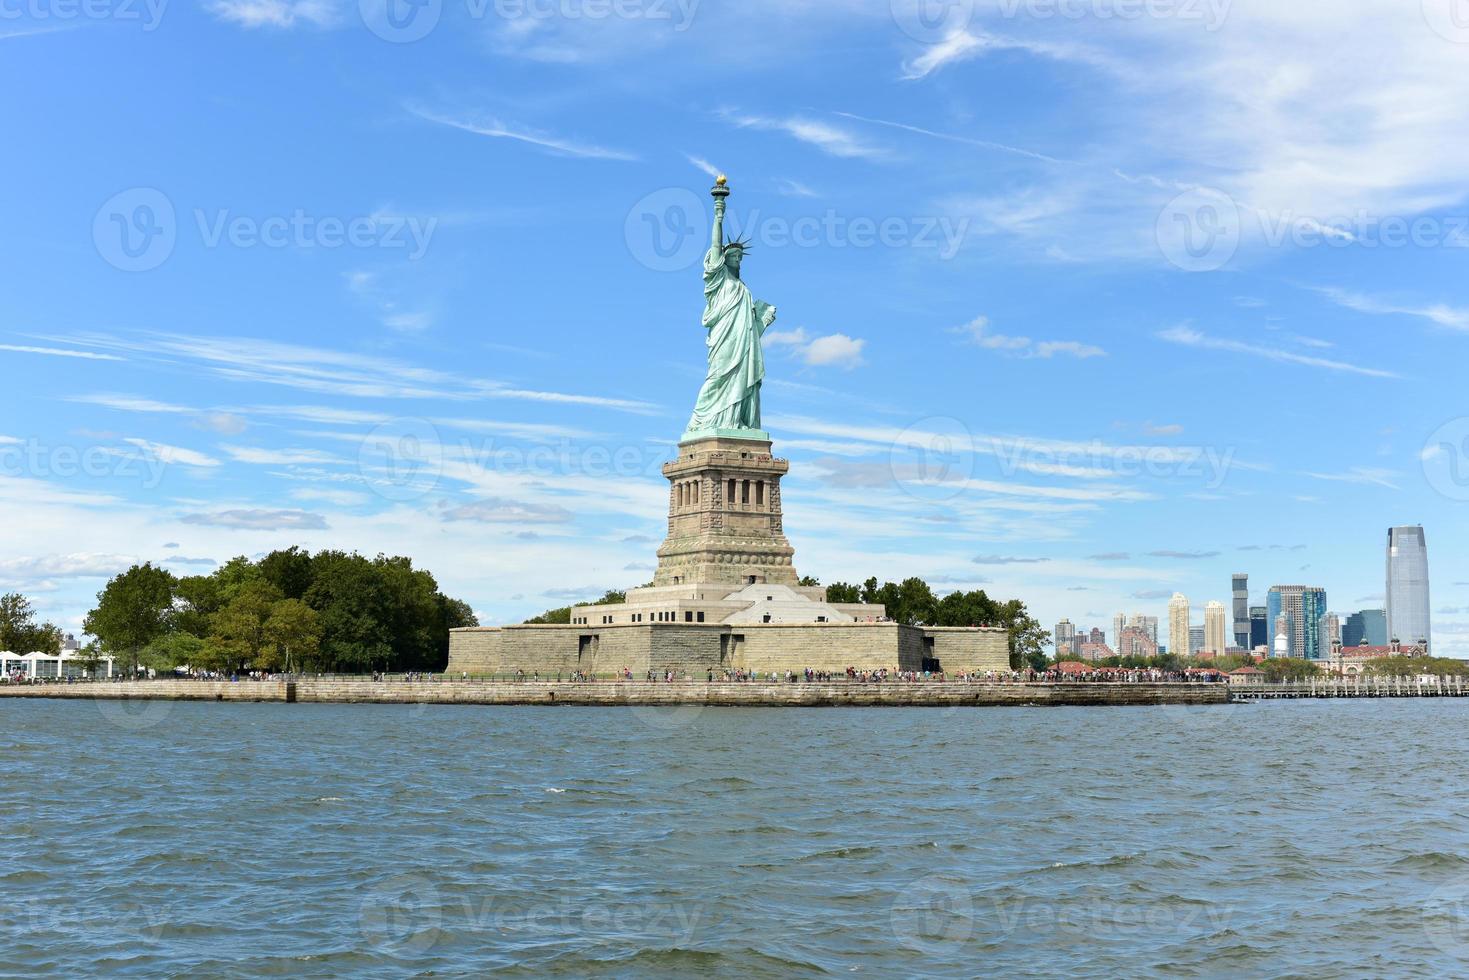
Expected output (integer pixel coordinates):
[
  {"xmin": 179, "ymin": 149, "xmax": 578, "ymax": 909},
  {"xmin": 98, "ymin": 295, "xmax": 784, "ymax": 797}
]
[{"xmin": 0, "ymin": 679, "xmax": 1230, "ymax": 707}]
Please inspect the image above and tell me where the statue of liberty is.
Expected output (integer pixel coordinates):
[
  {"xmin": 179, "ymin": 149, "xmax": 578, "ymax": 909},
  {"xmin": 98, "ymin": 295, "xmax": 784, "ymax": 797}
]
[{"xmin": 684, "ymin": 176, "xmax": 777, "ymax": 439}]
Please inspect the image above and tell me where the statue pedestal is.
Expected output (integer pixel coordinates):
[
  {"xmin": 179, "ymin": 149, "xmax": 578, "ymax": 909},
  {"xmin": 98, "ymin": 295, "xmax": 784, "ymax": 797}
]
[{"xmin": 653, "ymin": 435, "xmax": 798, "ymax": 588}]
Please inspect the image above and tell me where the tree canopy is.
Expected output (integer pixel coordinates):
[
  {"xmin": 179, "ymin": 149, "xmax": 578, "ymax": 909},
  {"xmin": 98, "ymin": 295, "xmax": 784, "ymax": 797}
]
[
  {"xmin": 84, "ymin": 549, "xmax": 476, "ymax": 675},
  {"xmin": 826, "ymin": 576, "xmax": 1048, "ymax": 670},
  {"xmin": 0, "ymin": 593, "xmax": 63, "ymax": 655}
]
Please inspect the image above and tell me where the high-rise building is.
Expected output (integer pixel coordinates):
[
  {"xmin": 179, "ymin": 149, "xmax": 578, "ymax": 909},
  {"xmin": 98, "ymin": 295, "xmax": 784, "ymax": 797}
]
[
  {"xmin": 1168, "ymin": 593, "xmax": 1190, "ymax": 658},
  {"xmin": 1128, "ymin": 614, "xmax": 1159, "ymax": 647},
  {"xmin": 1343, "ymin": 609, "xmax": 1387, "ymax": 648},
  {"xmin": 1087, "ymin": 626, "xmax": 1105, "ymax": 646},
  {"xmin": 1249, "ymin": 606, "xmax": 1268, "ymax": 650},
  {"xmin": 1231, "ymin": 573, "xmax": 1250, "ymax": 650},
  {"xmin": 1204, "ymin": 600, "xmax": 1228, "ymax": 655},
  {"xmin": 1386, "ymin": 526, "xmax": 1431, "ymax": 650},
  {"xmin": 1266, "ymin": 585, "xmax": 1329, "ymax": 659},
  {"xmin": 1054, "ymin": 619, "xmax": 1076, "ymax": 657},
  {"xmin": 1188, "ymin": 625, "xmax": 1205, "ymax": 656},
  {"xmin": 1116, "ymin": 627, "xmax": 1158, "ymax": 658},
  {"xmin": 1318, "ymin": 612, "xmax": 1341, "ymax": 660},
  {"xmin": 1112, "ymin": 612, "xmax": 1126, "ymax": 649}
]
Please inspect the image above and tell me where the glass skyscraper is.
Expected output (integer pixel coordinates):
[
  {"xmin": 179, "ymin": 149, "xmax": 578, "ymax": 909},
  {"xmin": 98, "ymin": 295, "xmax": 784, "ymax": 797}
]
[
  {"xmin": 1386, "ymin": 526, "xmax": 1431, "ymax": 649},
  {"xmin": 1231, "ymin": 573, "xmax": 1250, "ymax": 650},
  {"xmin": 1249, "ymin": 606, "xmax": 1268, "ymax": 650},
  {"xmin": 1342, "ymin": 609, "xmax": 1386, "ymax": 648},
  {"xmin": 1266, "ymin": 585, "xmax": 1329, "ymax": 659}
]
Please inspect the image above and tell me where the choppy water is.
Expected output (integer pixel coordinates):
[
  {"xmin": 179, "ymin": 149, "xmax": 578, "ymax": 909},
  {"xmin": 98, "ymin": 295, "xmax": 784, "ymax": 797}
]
[{"xmin": 3, "ymin": 697, "xmax": 1469, "ymax": 977}]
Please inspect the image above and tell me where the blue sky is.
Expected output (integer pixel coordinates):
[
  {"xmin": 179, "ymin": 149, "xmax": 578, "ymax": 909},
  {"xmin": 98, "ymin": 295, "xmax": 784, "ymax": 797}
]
[{"xmin": 4, "ymin": 1, "xmax": 1469, "ymax": 653}]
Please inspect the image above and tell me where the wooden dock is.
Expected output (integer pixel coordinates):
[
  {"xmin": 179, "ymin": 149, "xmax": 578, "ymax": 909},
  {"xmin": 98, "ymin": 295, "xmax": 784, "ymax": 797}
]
[{"xmin": 1231, "ymin": 676, "xmax": 1469, "ymax": 700}]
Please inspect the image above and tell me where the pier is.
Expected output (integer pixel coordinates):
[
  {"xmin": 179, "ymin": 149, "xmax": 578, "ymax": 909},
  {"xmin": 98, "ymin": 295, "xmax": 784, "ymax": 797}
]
[{"xmin": 1231, "ymin": 675, "xmax": 1469, "ymax": 700}]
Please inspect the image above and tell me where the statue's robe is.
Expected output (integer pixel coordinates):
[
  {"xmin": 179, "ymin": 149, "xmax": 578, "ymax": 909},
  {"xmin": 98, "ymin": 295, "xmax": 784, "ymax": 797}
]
[{"xmin": 686, "ymin": 245, "xmax": 771, "ymax": 434}]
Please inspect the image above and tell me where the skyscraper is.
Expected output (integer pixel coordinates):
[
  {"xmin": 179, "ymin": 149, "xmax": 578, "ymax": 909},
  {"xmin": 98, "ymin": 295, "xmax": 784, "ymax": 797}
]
[
  {"xmin": 1054, "ymin": 619, "xmax": 1076, "ymax": 658},
  {"xmin": 1113, "ymin": 612, "xmax": 1126, "ymax": 649},
  {"xmin": 1266, "ymin": 585, "xmax": 1329, "ymax": 659},
  {"xmin": 1318, "ymin": 611, "xmax": 1341, "ymax": 660},
  {"xmin": 1231, "ymin": 573, "xmax": 1250, "ymax": 650},
  {"xmin": 1386, "ymin": 526, "xmax": 1431, "ymax": 650},
  {"xmin": 1343, "ymin": 609, "xmax": 1387, "ymax": 648},
  {"xmin": 1168, "ymin": 593, "xmax": 1190, "ymax": 658},
  {"xmin": 1204, "ymin": 600, "xmax": 1228, "ymax": 655},
  {"xmin": 1189, "ymin": 625, "xmax": 1205, "ymax": 657},
  {"xmin": 1249, "ymin": 606, "xmax": 1268, "ymax": 650}
]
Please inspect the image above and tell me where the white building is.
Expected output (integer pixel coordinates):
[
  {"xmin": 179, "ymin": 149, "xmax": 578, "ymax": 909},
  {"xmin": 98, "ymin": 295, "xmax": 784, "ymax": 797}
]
[
  {"xmin": 1, "ymin": 647, "xmax": 114, "ymax": 681},
  {"xmin": 1204, "ymin": 601, "xmax": 1228, "ymax": 655}
]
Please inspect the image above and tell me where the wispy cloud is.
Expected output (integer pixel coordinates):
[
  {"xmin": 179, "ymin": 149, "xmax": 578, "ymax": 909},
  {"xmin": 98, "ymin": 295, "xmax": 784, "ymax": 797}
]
[
  {"xmin": 207, "ymin": 0, "xmax": 337, "ymax": 29},
  {"xmin": 1301, "ymin": 467, "xmax": 1401, "ymax": 491},
  {"xmin": 406, "ymin": 105, "xmax": 638, "ymax": 161},
  {"xmin": 1312, "ymin": 286, "xmax": 1469, "ymax": 332},
  {"xmin": 1157, "ymin": 325, "xmax": 1398, "ymax": 379},
  {"xmin": 0, "ymin": 344, "xmax": 122, "ymax": 361},
  {"xmin": 685, "ymin": 154, "xmax": 721, "ymax": 178},
  {"xmin": 725, "ymin": 113, "xmax": 882, "ymax": 160},
  {"xmin": 180, "ymin": 508, "xmax": 329, "ymax": 530},
  {"xmin": 833, "ymin": 110, "xmax": 1062, "ymax": 165},
  {"xmin": 900, "ymin": 28, "xmax": 1124, "ymax": 81},
  {"xmin": 955, "ymin": 316, "xmax": 1105, "ymax": 360}
]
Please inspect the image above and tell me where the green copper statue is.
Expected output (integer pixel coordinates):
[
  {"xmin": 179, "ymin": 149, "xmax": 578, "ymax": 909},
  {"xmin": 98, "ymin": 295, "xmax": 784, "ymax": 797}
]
[{"xmin": 684, "ymin": 176, "xmax": 777, "ymax": 441}]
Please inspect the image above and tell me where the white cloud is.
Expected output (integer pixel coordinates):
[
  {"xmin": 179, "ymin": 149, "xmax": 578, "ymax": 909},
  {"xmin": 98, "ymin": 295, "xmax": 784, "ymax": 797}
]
[
  {"xmin": 121, "ymin": 438, "xmax": 219, "ymax": 468},
  {"xmin": 207, "ymin": 0, "xmax": 337, "ymax": 28},
  {"xmin": 180, "ymin": 509, "xmax": 329, "ymax": 530},
  {"xmin": 406, "ymin": 105, "xmax": 638, "ymax": 161},
  {"xmin": 0, "ymin": 553, "xmax": 137, "ymax": 580},
  {"xmin": 221, "ymin": 445, "xmax": 348, "ymax": 466},
  {"xmin": 383, "ymin": 312, "xmax": 432, "ymax": 333},
  {"xmin": 291, "ymin": 487, "xmax": 370, "ymax": 506},
  {"xmin": 726, "ymin": 113, "xmax": 883, "ymax": 160},
  {"xmin": 1301, "ymin": 467, "xmax": 1401, "ymax": 491},
  {"xmin": 1157, "ymin": 324, "xmax": 1398, "ymax": 378},
  {"xmin": 685, "ymin": 154, "xmax": 721, "ymax": 178},
  {"xmin": 766, "ymin": 328, "xmax": 865, "ymax": 369},
  {"xmin": 955, "ymin": 315, "xmax": 1105, "ymax": 359},
  {"xmin": 0, "ymin": 343, "xmax": 122, "ymax": 361},
  {"xmin": 1312, "ymin": 286, "xmax": 1469, "ymax": 333}
]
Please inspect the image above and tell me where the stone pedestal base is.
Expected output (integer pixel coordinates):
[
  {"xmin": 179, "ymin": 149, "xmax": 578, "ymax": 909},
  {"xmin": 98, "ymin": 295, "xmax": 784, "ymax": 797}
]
[{"xmin": 654, "ymin": 435, "xmax": 798, "ymax": 588}]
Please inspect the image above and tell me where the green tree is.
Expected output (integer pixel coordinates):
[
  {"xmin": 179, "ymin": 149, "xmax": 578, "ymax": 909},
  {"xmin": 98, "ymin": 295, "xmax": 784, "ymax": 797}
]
[
  {"xmin": 264, "ymin": 598, "xmax": 320, "ymax": 672},
  {"xmin": 174, "ymin": 574, "xmax": 226, "ymax": 639},
  {"xmin": 525, "ymin": 589, "xmax": 625, "ymax": 625},
  {"xmin": 84, "ymin": 563, "xmax": 177, "ymax": 676},
  {"xmin": 258, "ymin": 546, "xmax": 314, "ymax": 600},
  {"xmin": 0, "ymin": 593, "xmax": 62, "ymax": 654},
  {"xmin": 140, "ymin": 633, "xmax": 207, "ymax": 674},
  {"xmin": 797, "ymin": 575, "xmax": 820, "ymax": 587},
  {"xmin": 825, "ymin": 582, "xmax": 861, "ymax": 604},
  {"xmin": 208, "ymin": 581, "xmax": 284, "ymax": 671},
  {"xmin": 1258, "ymin": 657, "xmax": 1321, "ymax": 682}
]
